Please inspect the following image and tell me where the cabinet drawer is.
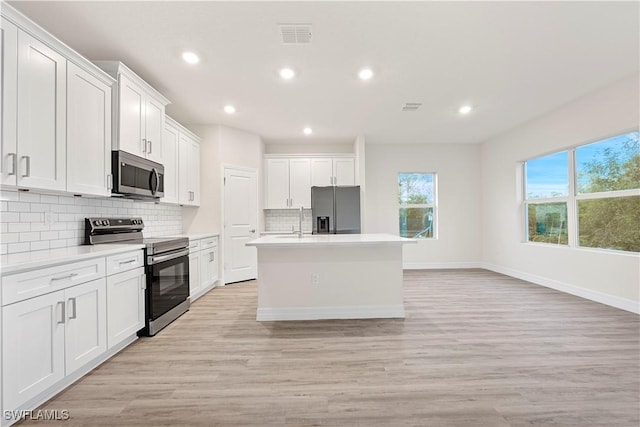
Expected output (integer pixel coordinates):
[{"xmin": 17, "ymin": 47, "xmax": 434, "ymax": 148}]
[
  {"xmin": 106, "ymin": 250, "xmax": 144, "ymax": 276},
  {"xmin": 188, "ymin": 240, "xmax": 201, "ymax": 252},
  {"xmin": 2, "ymin": 257, "xmax": 106, "ymax": 306},
  {"xmin": 200, "ymin": 236, "xmax": 218, "ymax": 250}
]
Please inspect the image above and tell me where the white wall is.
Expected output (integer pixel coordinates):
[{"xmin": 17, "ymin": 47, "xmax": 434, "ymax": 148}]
[
  {"xmin": 365, "ymin": 143, "xmax": 482, "ymax": 267},
  {"xmin": 480, "ymin": 74, "xmax": 640, "ymax": 312},
  {"xmin": 182, "ymin": 124, "xmax": 264, "ymax": 234},
  {"xmin": 181, "ymin": 125, "xmax": 221, "ymax": 234}
]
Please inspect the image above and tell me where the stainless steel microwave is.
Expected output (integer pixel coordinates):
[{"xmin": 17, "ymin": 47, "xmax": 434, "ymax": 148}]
[{"xmin": 111, "ymin": 151, "xmax": 164, "ymax": 200}]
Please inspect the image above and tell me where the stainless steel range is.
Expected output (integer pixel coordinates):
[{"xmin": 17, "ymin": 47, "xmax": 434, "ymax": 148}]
[{"xmin": 85, "ymin": 217, "xmax": 190, "ymax": 336}]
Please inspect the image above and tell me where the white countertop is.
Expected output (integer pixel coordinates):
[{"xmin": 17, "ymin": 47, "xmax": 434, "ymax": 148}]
[
  {"xmin": 246, "ymin": 233, "xmax": 417, "ymax": 248},
  {"xmin": 1, "ymin": 244, "xmax": 145, "ymax": 275}
]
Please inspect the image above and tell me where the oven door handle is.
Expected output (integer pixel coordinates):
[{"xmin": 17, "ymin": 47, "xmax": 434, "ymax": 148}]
[{"xmin": 148, "ymin": 248, "xmax": 189, "ymax": 265}]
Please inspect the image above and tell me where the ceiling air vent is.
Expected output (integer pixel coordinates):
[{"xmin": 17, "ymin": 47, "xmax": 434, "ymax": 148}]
[
  {"xmin": 402, "ymin": 103, "xmax": 422, "ymax": 112},
  {"xmin": 279, "ymin": 24, "xmax": 312, "ymax": 44}
]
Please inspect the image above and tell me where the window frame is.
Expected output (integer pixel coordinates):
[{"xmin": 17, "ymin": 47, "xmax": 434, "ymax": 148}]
[
  {"xmin": 398, "ymin": 172, "xmax": 438, "ymax": 240},
  {"xmin": 522, "ymin": 129, "xmax": 640, "ymax": 253}
]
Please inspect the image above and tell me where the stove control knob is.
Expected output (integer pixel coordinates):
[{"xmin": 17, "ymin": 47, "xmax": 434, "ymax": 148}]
[
  {"xmin": 102, "ymin": 220, "xmax": 109, "ymax": 226},
  {"xmin": 93, "ymin": 220, "xmax": 101, "ymax": 227}
]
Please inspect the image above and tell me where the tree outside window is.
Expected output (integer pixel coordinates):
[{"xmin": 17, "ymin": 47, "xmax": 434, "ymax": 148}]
[
  {"xmin": 523, "ymin": 131, "xmax": 639, "ymax": 252},
  {"xmin": 398, "ymin": 173, "xmax": 436, "ymax": 239}
]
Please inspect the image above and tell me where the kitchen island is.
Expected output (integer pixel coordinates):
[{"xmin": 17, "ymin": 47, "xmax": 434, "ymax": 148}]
[{"xmin": 246, "ymin": 234, "xmax": 416, "ymax": 321}]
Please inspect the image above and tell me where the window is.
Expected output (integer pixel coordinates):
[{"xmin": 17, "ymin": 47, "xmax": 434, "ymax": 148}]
[
  {"xmin": 398, "ymin": 173, "xmax": 436, "ymax": 239},
  {"xmin": 523, "ymin": 131, "xmax": 640, "ymax": 252},
  {"xmin": 524, "ymin": 152, "xmax": 569, "ymax": 244},
  {"xmin": 575, "ymin": 132, "xmax": 640, "ymax": 252}
]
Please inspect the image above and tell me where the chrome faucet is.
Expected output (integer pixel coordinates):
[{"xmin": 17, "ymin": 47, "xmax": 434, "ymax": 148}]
[{"xmin": 298, "ymin": 206, "xmax": 304, "ymax": 238}]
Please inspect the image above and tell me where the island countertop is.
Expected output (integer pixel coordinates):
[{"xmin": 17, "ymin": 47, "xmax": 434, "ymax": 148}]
[{"xmin": 246, "ymin": 233, "xmax": 416, "ymax": 248}]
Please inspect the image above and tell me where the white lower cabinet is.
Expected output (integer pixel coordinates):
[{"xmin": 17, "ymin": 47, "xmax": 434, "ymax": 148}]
[
  {"xmin": 2, "ymin": 278, "xmax": 107, "ymax": 411},
  {"xmin": 1, "ymin": 248, "xmax": 145, "ymax": 426},
  {"xmin": 106, "ymin": 267, "xmax": 145, "ymax": 349},
  {"xmin": 189, "ymin": 236, "xmax": 219, "ymax": 301},
  {"xmin": 189, "ymin": 250, "xmax": 201, "ymax": 298}
]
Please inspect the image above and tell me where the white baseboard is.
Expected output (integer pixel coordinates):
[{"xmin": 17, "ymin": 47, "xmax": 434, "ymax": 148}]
[
  {"xmin": 403, "ymin": 261, "xmax": 483, "ymax": 270},
  {"xmin": 257, "ymin": 305, "xmax": 405, "ymax": 321},
  {"xmin": 481, "ymin": 262, "xmax": 640, "ymax": 314}
]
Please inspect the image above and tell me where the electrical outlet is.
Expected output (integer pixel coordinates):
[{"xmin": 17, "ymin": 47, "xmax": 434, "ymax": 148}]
[
  {"xmin": 311, "ymin": 273, "xmax": 320, "ymax": 285},
  {"xmin": 44, "ymin": 211, "xmax": 53, "ymax": 227}
]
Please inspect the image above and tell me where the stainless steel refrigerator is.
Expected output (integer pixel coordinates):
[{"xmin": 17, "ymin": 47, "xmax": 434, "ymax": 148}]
[{"xmin": 311, "ymin": 186, "xmax": 361, "ymax": 234}]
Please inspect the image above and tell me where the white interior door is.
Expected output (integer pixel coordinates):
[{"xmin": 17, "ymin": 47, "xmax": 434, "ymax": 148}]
[{"xmin": 224, "ymin": 167, "xmax": 258, "ymax": 284}]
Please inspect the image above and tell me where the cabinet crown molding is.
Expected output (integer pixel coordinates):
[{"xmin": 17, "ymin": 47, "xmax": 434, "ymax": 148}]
[
  {"xmin": 2, "ymin": 4, "xmax": 115, "ymax": 87},
  {"xmin": 264, "ymin": 154, "xmax": 354, "ymax": 159},
  {"xmin": 93, "ymin": 61, "xmax": 171, "ymax": 106}
]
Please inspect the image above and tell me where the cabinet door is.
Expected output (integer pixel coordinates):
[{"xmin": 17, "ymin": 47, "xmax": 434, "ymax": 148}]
[
  {"xmin": 118, "ymin": 74, "xmax": 145, "ymax": 157},
  {"xmin": 188, "ymin": 251, "xmax": 201, "ymax": 297},
  {"xmin": 2, "ymin": 290, "xmax": 65, "ymax": 411},
  {"xmin": 65, "ymin": 278, "xmax": 107, "ymax": 375},
  {"xmin": 16, "ymin": 30, "xmax": 66, "ymax": 191},
  {"xmin": 265, "ymin": 158, "xmax": 290, "ymax": 209},
  {"xmin": 310, "ymin": 158, "xmax": 333, "ymax": 187},
  {"xmin": 189, "ymin": 140, "xmax": 201, "ymax": 206},
  {"xmin": 211, "ymin": 246, "xmax": 219, "ymax": 284},
  {"xmin": 200, "ymin": 248, "xmax": 217, "ymax": 289},
  {"xmin": 289, "ymin": 158, "xmax": 311, "ymax": 208},
  {"xmin": 162, "ymin": 124, "xmax": 180, "ymax": 204},
  {"xmin": 334, "ymin": 158, "xmax": 355, "ymax": 186},
  {"xmin": 106, "ymin": 267, "xmax": 145, "ymax": 349},
  {"xmin": 178, "ymin": 134, "xmax": 191, "ymax": 205},
  {"xmin": 144, "ymin": 97, "xmax": 164, "ymax": 163},
  {"xmin": 1, "ymin": 18, "xmax": 18, "ymax": 187},
  {"xmin": 66, "ymin": 62, "xmax": 112, "ymax": 196}
]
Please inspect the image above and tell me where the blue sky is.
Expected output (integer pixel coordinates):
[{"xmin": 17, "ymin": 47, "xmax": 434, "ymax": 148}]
[{"xmin": 526, "ymin": 131, "xmax": 639, "ymax": 199}]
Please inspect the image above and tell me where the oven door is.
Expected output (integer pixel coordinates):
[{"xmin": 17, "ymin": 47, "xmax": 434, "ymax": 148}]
[{"xmin": 147, "ymin": 248, "xmax": 189, "ymax": 321}]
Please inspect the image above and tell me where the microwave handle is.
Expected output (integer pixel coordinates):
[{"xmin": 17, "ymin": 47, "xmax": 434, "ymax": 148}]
[{"xmin": 150, "ymin": 168, "xmax": 160, "ymax": 195}]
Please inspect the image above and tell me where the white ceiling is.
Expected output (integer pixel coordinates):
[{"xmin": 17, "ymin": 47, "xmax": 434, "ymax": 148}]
[{"xmin": 8, "ymin": 1, "xmax": 639, "ymax": 145}]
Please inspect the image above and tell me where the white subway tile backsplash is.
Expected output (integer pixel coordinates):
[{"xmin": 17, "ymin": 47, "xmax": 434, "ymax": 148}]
[
  {"xmin": 30, "ymin": 241, "xmax": 50, "ymax": 251},
  {"xmin": 8, "ymin": 201, "xmax": 30, "ymax": 212},
  {"xmin": 8, "ymin": 223, "xmax": 30, "ymax": 232},
  {"xmin": 0, "ymin": 189, "xmax": 184, "ymax": 254},
  {"xmin": 20, "ymin": 212, "xmax": 43, "ymax": 222},
  {"xmin": 264, "ymin": 209, "xmax": 313, "ymax": 233},
  {"xmin": 18, "ymin": 192, "xmax": 41, "ymax": 203},
  {"xmin": 19, "ymin": 232, "xmax": 41, "ymax": 242},
  {"xmin": 8, "ymin": 242, "xmax": 30, "ymax": 253},
  {"xmin": 1, "ymin": 212, "xmax": 19, "ymax": 222}
]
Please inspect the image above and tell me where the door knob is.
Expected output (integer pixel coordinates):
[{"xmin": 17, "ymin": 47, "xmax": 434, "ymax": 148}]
[{"xmin": 250, "ymin": 229, "xmax": 256, "ymax": 233}]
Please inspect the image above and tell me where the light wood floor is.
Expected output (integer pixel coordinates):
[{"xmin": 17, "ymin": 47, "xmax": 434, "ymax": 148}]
[{"xmin": 23, "ymin": 269, "xmax": 639, "ymax": 426}]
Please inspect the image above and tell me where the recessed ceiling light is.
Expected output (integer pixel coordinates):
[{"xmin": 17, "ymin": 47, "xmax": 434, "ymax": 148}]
[
  {"xmin": 458, "ymin": 105, "xmax": 473, "ymax": 115},
  {"xmin": 303, "ymin": 127, "xmax": 313, "ymax": 135},
  {"xmin": 279, "ymin": 67, "xmax": 295, "ymax": 80},
  {"xmin": 182, "ymin": 51, "xmax": 200, "ymax": 65},
  {"xmin": 358, "ymin": 68, "xmax": 374, "ymax": 80},
  {"xmin": 224, "ymin": 105, "xmax": 236, "ymax": 114}
]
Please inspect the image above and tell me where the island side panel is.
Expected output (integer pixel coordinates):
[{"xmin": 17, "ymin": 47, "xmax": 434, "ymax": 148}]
[{"xmin": 255, "ymin": 245, "xmax": 404, "ymax": 320}]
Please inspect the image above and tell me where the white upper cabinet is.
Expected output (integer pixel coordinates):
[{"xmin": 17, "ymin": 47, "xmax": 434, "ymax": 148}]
[
  {"xmin": 164, "ymin": 115, "xmax": 201, "ymax": 206},
  {"xmin": 289, "ymin": 158, "xmax": 311, "ymax": 208},
  {"xmin": 265, "ymin": 158, "xmax": 290, "ymax": 209},
  {"xmin": 161, "ymin": 120, "xmax": 180, "ymax": 204},
  {"xmin": 178, "ymin": 132, "xmax": 201, "ymax": 206},
  {"xmin": 1, "ymin": 5, "xmax": 115, "ymax": 197},
  {"xmin": 265, "ymin": 158, "xmax": 311, "ymax": 209},
  {"xmin": 1, "ymin": 18, "xmax": 18, "ymax": 188},
  {"xmin": 94, "ymin": 61, "xmax": 169, "ymax": 163},
  {"xmin": 15, "ymin": 30, "xmax": 67, "ymax": 191},
  {"xmin": 66, "ymin": 62, "xmax": 112, "ymax": 196},
  {"xmin": 311, "ymin": 157, "xmax": 355, "ymax": 186}
]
